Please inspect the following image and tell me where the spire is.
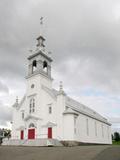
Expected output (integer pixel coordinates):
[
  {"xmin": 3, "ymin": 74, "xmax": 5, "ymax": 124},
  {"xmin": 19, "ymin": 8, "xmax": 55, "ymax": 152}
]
[{"xmin": 36, "ymin": 17, "xmax": 45, "ymax": 49}]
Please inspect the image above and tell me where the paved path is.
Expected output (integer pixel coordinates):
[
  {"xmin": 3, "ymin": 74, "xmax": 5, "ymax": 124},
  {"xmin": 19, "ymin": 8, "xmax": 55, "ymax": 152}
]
[
  {"xmin": 0, "ymin": 145, "xmax": 119, "ymax": 160},
  {"xmin": 93, "ymin": 146, "xmax": 120, "ymax": 160}
]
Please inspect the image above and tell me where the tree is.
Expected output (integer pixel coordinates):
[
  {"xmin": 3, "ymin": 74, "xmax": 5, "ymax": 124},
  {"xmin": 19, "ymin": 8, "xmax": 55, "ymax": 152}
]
[
  {"xmin": 114, "ymin": 132, "xmax": 120, "ymax": 141},
  {"xmin": 3, "ymin": 129, "xmax": 11, "ymax": 138},
  {"xmin": 112, "ymin": 134, "xmax": 114, "ymax": 140},
  {"xmin": 0, "ymin": 128, "xmax": 11, "ymax": 144}
]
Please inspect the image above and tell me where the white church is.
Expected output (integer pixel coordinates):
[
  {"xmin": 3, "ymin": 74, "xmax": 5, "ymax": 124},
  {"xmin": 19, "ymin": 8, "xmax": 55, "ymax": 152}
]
[{"xmin": 3, "ymin": 25, "xmax": 112, "ymax": 146}]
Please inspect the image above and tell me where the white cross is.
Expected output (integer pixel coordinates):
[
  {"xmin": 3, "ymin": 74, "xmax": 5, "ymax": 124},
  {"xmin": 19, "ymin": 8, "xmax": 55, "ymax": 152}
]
[{"xmin": 40, "ymin": 17, "xmax": 44, "ymax": 25}]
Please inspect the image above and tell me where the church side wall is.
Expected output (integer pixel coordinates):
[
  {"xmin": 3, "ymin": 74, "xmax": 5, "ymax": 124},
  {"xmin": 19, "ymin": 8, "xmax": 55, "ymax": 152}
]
[{"xmin": 75, "ymin": 113, "xmax": 112, "ymax": 144}]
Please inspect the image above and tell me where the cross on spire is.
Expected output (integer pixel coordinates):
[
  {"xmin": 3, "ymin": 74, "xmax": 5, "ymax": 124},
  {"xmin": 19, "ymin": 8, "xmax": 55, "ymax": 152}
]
[{"xmin": 40, "ymin": 17, "xmax": 44, "ymax": 25}]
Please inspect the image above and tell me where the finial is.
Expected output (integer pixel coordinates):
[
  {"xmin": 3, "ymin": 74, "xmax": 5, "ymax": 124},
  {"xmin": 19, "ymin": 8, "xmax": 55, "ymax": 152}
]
[
  {"xmin": 58, "ymin": 81, "xmax": 66, "ymax": 95},
  {"xmin": 16, "ymin": 96, "xmax": 18, "ymax": 104},
  {"xmin": 59, "ymin": 81, "xmax": 63, "ymax": 91}
]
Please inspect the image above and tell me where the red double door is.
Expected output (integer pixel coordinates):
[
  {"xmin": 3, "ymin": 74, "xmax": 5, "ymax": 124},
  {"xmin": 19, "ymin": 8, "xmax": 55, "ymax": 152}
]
[
  {"xmin": 20, "ymin": 130, "xmax": 24, "ymax": 140},
  {"xmin": 48, "ymin": 127, "xmax": 52, "ymax": 139},
  {"xmin": 28, "ymin": 129, "xmax": 35, "ymax": 139},
  {"xmin": 21, "ymin": 128, "xmax": 52, "ymax": 139}
]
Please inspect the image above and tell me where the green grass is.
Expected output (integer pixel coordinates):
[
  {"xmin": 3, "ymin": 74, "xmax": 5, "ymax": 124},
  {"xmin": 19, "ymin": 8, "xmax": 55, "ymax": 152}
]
[{"xmin": 112, "ymin": 141, "xmax": 120, "ymax": 145}]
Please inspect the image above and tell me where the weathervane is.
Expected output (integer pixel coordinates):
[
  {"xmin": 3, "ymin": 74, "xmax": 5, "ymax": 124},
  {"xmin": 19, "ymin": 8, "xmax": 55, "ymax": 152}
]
[{"xmin": 39, "ymin": 17, "xmax": 44, "ymax": 36}]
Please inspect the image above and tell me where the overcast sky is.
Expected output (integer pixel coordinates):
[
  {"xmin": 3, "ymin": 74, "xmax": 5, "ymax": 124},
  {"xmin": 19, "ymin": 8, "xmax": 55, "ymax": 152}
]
[{"xmin": 0, "ymin": 0, "xmax": 120, "ymax": 131}]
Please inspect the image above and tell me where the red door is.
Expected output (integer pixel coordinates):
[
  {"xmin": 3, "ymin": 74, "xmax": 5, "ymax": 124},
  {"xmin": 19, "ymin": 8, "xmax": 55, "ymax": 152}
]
[
  {"xmin": 48, "ymin": 128, "xmax": 52, "ymax": 139},
  {"xmin": 28, "ymin": 129, "xmax": 35, "ymax": 139},
  {"xmin": 20, "ymin": 130, "xmax": 24, "ymax": 140}
]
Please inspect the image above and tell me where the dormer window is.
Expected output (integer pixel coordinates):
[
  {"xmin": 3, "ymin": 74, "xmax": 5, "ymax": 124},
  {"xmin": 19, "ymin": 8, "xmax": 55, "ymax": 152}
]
[
  {"xmin": 32, "ymin": 60, "xmax": 37, "ymax": 73},
  {"xmin": 43, "ymin": 61, "xmax": 48, "ymax": 73}
]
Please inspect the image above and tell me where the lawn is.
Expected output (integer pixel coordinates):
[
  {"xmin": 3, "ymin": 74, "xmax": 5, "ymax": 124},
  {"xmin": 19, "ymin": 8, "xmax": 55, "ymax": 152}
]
[{"xmin": 112, "ymin": 141, "xmax": 120, "ymax": 145}]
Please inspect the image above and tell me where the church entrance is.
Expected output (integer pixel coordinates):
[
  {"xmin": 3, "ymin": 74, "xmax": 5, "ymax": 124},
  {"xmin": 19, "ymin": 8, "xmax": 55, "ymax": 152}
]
[
  {"xmin": 48, "ymin": 127, "xmax": 52, "ymax": 139},
  {"xmin": 28, "ymin": 123, "xmax": 35, "ymax": 139},
  {"xmin": 20, "ymin": 130, "xmax": 24, "ymax": 140},
  {"xmin": 28, "ymin": 129, "xmax": 35, "ymax": 139}
]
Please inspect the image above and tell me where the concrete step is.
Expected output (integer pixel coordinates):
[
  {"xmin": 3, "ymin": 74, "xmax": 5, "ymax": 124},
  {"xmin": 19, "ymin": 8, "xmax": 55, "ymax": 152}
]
[{"xmin": 2, "ymin": 138, "xmax": 63, "ymax": 147}]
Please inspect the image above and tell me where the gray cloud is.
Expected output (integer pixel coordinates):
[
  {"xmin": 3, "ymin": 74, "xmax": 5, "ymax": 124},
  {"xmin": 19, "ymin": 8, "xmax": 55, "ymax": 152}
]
[
  {"xmin": 0, "ymin": 81, "xmax": 9, "ymax": 94},
  {"xmin": 0, "ymin": 101, "xmax": 12, "ymax": 126}
]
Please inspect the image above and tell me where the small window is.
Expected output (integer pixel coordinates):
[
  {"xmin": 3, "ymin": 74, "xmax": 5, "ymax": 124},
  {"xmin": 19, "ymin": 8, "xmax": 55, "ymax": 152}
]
[
  {"xmin": 22, "ymin": 112, "xmax": 24, "ymax": 119},
  {"xmin": 74, "ymin": 116, "xmax": 77, "ymax": 126},
  {"xmin": 95, "ymin": 121, "xmax": 97, "ymax": 136},
  {"xmin": 102, "ymin": 124, "xmax": 104, "ymax": 137},
  {"xmin": 74, "ymin": 116, "xmax": 77, "ymax": 134},
  {"xmin": 107, "ymin": 126, "xmax": 109, "ymax": 139},
  {"xmin": 49, "ymin": 106, "xmax": 52, "ymax": 114},
  {"xmin": 31, "ymin": 84, "xmax": 35, "ymax": 88}
]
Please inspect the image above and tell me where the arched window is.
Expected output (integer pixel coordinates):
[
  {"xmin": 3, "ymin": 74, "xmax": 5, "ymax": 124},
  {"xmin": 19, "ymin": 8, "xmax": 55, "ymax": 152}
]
[
  {"xmin": 95, "ymin": 121, "xmax": 97, "ymax": 136},
  {"xmin": 33, "ymin": 98, "xmax": 35, "ymax": 112},
  {"xmin": 29, "ymin": 98, "xmax": 35, "ymax": 113},
  {"xmin": 101, "ymin": 124, "xmax": 104, "ymax": 137},
  {"xmin": 32, "ymin": 60, "xmax": 37, "ymax": 73},
  {"xmin": 86, "ymin": 119, "xmax": 89, "ymax": 136},
  {"xmin": 43, "ymin": 61, "xmax": 48, "ymax": 73},
  {"xmin": 29, "ymin": 123, "xmax": 35, "ymax": 128}
]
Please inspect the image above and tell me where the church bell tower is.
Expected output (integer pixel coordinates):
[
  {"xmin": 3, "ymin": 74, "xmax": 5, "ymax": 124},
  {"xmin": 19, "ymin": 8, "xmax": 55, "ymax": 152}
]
[{"xmin": 27, "ymin": 36, "xmax": 52, "ymax": 79}]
